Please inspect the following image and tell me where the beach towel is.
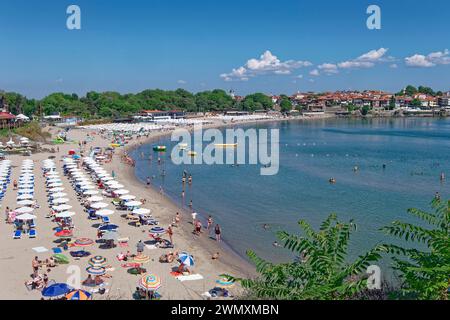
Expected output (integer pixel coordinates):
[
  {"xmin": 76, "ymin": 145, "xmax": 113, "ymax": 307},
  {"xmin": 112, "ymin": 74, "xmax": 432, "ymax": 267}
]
[
  {"xmin": 170, "ymin": 271, "xmax": 182, "ymax": 277},
  {"xmin": 176, "ymin": 274, "xmax": 204, "ymax": 282},
  {"xmin": 32, "ymin": 247, "xmax": 49, "ymax": 253},
  {"xmin": 145, "ymin": 244, "xmax": 158, "ymax": 250},
  {"xmin": 52, "ymin": 247, "xmax": 62, "ymax": 254}
]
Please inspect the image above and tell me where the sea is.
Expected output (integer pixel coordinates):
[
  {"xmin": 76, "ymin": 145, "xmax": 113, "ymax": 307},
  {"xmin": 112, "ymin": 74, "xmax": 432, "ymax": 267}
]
[{"xmin": 130, "ymin": 117, "xmax": 450, "ymax": 281}]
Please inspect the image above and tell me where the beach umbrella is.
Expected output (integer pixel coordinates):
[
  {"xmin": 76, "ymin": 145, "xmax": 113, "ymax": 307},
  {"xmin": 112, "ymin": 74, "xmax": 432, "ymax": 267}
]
[
  {"xmin": 120, "ymin": 195, "xmax": 136, "ymax": 201},
  {"xmin": 108, "ymin": 184, "xmax": 124, "ymax": 190},
  {"xmin": 48, "ymin": 187, "xmax": 65, "ymax": 193},
  {"xmin": 96, "ymin": 209, "xmax": 114, "ymax": 217},
  {"xmin": 98, "ymin": 224, "xmax": 119, "ymax": 232},
  {"xmin": 51, "ymin": 192, "xmax": 68, "ymax": 198},
  {"xmin": 42, "ymin": 283, "xmax": 73, "ymax": 298},
  {"xmin": 52, "ymin": 198, "xmax": 69, "ymax": 205},
  {"xmin": 105, "ymin": 180, "xmax": 118, "ymax": 186},
  {"xmin": 86, "ymin": 266, "xmax": 106, "ymax": 276},
  {"xmin": 125, "ymin": 201, "xmax": 142, "ymax": 207},
  {"xmin": 15, "ymin": 213, "xmax": 37, "ymax": 221},
  {"xmin": 55, "ymin": 211, "xmax": 76, "ymax": 218},
  {"xmin": 17, "ymin": 194, "xmax": 33, "ymax": 200},
  {"xmin": 90, "ymin": 202, "xmax": 108, "ymax": 209},
  {"xmin": 133, "ymin": 208, "xmax": 151, "ymax": 216},
  {"xmin": 48, "ymin": 182, "xmax": 63, "ymax": 188},
  {"xmin": 83, "ymin": 190, "xmax": 99, "ymax": 195},
  {"xmin": 18, "ymin": 184, "xmax": 34, "ymax": 189},
  {"xmin": 46, "ymin": 178, "xmax": 61, "ymax": 183},
  {"xmin": 87, "ymin": 196, "xmax": 103, "ymax": 202},
  {"xmin": 101, "ymin": 176, "xmax": 114, "ymax": 182},
  {"xmin": 18, "ymin": 188, "xmax": 34, "ymax": 194},
  {"xmin": 80, "ymin": 185, "xmax": 96, "ymax": 190},
  {"xmin": 53, "ymin": 204, "xmax": 73, "ymax": 212},
  {"xmin": 178, "ymin": 252, "xmax": 195, "ymax": 266},
  {"xmin": 150, "ymin": 227, "xmax": 165, "ymax": 235},
  {"xmin": 132, "ymin": 255, "xmax": 150, "ymax": 264},
  {"xmin": 65, "ymin": 289, "xmax": 92, "ymax": 301},
  {"xmin": 17, "ymin": 200, "xmax": 34, "ymax": 206},
  {"xmin": 88, "ymin": 256, "xmax": 107, "ymax": 267},
  {"xmin": 15, "ymin": 207, "xmax": 34, "ymax": 214},
  {"xmin": 74, "ymin": 238, "xmax": 94, "ymax": 247},
  {"xmin": 52, "ymin": 254, "xmax": 70, "ymax": 264},
  {"xmin": 215, "ymin": 278, "xmax": 235, "ymax": 288},
  {"xmin": 113, "ymin": 189, "xmax": 129, "ymax": 195},
  {"xmin": 54, "ymin": 230, "xmax": 73, "ymax": 239},
  {"xmin": 139, "ymin": 273, "xmax": 161, "ymax": 292},
  {"xmin": 102, "ymin": 231, "xmax": 118, "ymax": 241}
]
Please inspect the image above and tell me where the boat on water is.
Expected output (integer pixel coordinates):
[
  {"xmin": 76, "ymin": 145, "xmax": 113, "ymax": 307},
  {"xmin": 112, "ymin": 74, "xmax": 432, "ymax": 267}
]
[
  {"xmin": 214, "ymin": 143, "xmax": 238, "ymax": 148},
  {"xmin": 153, "ymin": 146, "xmax": 167, "ymax": 152}
]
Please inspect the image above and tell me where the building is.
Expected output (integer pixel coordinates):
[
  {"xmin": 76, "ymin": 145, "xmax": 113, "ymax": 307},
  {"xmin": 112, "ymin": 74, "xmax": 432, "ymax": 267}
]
[
  {"xmin": 137, "ymin": 110, "xmax": 186, "ymax": 121},
  {"xmin": 0, "ymin": 111, "xmax": 17, "ymax": 129}
]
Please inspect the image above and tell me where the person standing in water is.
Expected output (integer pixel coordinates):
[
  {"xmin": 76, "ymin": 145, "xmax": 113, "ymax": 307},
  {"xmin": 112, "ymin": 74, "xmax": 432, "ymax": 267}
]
[
  {"xmin": 214, "ymin": 224, "xmax": 222, "ymax": 242},
  {"xmin": 440, "ymin": 172, "xmax": 445, "ymax": 182}
]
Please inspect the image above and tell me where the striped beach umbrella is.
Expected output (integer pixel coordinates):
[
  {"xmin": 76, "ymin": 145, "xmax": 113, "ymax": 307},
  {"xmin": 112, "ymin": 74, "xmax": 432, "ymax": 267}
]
[
  {"xmin": 215, "ymin": 278, "xmax": 235, "ymax": 288},
  {"xmin": 88, "ymin": 256, "xmax": 107, "ymax": 267},
  {"xmin": 178, "ymin": 252, "xmax": 195, "ymax": 266},
  {"xmin": 150, "ymin": 226, "xmax": 165, "ymax": 235},
  {"xmin": 65, "ymin": 289, "xmax": 92, "ymax": 300},
  {"xmin": 86, "ymin": 266, "xmax": 106, "ymax": 276},
  {"xmin": 132, "ymin": 254, "xmax": 150, "ymax": 264},
  {"xmin": 139, "ymin": 273, "xmax": 161, "ymax": 291},
  {"xmin": 74, "ymin": 238, "xmax": 94, "ymax": 247}
]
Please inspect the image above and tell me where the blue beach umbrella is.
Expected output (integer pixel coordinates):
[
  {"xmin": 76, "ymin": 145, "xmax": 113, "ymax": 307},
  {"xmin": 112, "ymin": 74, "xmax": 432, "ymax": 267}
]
[
  {"xmin": 98, "ymin": 224, "xmax": 119, "ymax": 231},
  {"xmin": 42, "ymin": 283, "xmax": 73, "ymax": 297},
  {"xmin": 150, "ymin": 226, "xmax": 165, "ymax": 235},
  {"xmin": 178, "ymin": 252, "xmax": 195, "ymax": 266}
]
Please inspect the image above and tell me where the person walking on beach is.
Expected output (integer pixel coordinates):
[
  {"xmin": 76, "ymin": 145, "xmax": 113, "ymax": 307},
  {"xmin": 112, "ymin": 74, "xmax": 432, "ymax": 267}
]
[
  {"xmin": 167, "ymin": 226, "xmax": 174, "ymax": 246},
  {"xmin": 214, "ymin": 224, "xmax": 222, "ymax": 242},
  {"xmin": 136, "ymin": 240, "xmax": 145, "ymax": 256},
  {"xmin": 194, "ymin": 220, "xmax": 202, "ymax": 236},
  {"xmin": 175, "ymin": 212, "xmax": 181, "ymax": 226},
  {"xmin": 207, "ymin": 215, "xmax": 213, "ymax": 231},
  {"xmin": 146, "ymin": 177, "xmax": 151, "ymax": 187}
]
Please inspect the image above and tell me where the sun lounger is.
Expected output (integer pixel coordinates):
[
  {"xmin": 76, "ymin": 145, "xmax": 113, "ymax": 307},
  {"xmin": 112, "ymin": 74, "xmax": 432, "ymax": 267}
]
[
  {"xmin": 29, "ymin": 229, "xmax": 36, "ymax": 238},
  {"xmin": 13, "ymin": 230, "xmax": 21, "ymax": 239}
]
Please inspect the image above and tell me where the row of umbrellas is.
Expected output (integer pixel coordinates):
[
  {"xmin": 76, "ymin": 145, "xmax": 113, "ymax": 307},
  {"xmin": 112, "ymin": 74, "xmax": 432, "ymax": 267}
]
[{"xmin": 14, "ymin": 160, "xmax": 37, "ymax": 222}]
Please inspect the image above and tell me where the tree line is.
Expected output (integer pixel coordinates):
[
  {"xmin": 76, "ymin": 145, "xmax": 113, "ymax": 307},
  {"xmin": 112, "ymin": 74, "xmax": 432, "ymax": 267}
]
[{"xmin": 0, "ymin": 89, "xmax": 274, "ymax": 119}]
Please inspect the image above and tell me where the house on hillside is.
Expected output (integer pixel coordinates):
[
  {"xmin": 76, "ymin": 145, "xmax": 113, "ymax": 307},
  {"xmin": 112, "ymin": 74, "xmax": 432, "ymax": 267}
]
[{"xmin": 0, "ymin": 111, "xmax": 17, "ymax": 129}]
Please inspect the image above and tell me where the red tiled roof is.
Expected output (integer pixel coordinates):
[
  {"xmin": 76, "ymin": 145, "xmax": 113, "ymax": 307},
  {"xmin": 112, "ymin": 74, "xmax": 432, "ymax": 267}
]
[{"xmin": 0, "ymin": 112, "xmax": 16, "ymax": 120}]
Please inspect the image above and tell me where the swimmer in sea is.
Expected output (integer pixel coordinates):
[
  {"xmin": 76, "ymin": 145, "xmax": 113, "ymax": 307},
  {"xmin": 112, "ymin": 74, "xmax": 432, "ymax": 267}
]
[{"xmin": 263, "ymin": 224, "xmax": 270, "ymax": 230}]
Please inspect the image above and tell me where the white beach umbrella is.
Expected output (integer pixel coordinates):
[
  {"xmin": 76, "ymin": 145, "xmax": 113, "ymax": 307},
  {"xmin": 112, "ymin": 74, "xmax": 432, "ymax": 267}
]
[
  {"xmin": 101, "ymin": 176, "xmax": 114, "ymax": 182},
  {"xmin": 96, "ymin": 209, "xmax": 114, "ymax": 217},
  {"xmin": 87, "ymin": 196, "xmax": 103, "ymax": 202},
  {"xmin": 17, "ymin": 194, "xmax": 33, "ymax": 200},
  {"xmin": 105, "ymin": 180, "xmax": 118, "ymax": 186},
  {"xmin": 132, "ymin": 208, "xmax": 151, "ymax": 215},
  {"xmin": 80, "ymin": 185, "xmax": 96, "ymax": 190},
  {"xmin": 48, "ymin": 182, "xmax": 63, "ymax": 188},
  {"xmin": 55, "ymin": 211, "xmax": 76, "ymax": 218},
  {"xmin": 51, "ymin": 192, "xmax": 68, "ymax": 198},
  {"xmin": 120, "ymin": 195, "xmax": 136, "ymax": 201},
  {"xmin": 91, "ymin": 202, "xmax": 108, "ymax": 209},
  {"xmin": 52, "ymin": 198, "xmax": 69, "ymax": 204},
  {"xmin": 16, "ymin": 213, "xmax": 37, "ymax": 221},
  {"xmin": 125, "ymin": 201, "xmax": 142, "ymax": 207},
  {"xmin": 48, "ymin": 187, "xmax": 65, "ymax": 193},
  {"xmin": 15, "ymin": 206, "xmax": 34, "ymax": 214},
  {"xmin": 18, "ymin": 184, "xmax": 34, "ymax": 189},
  {"xmin": 108, "ymin": 184, "xmax": 124, "ymax": 190},
  {"xmin": 18, "ymin": 188, "xmax": 34, "ymax": 194},
  {"xmin": 83, "ymin": 190, "xmax": 99, "ymax": 195},
  {"xmin": 53, "ymin": 204, "xmax": 72, "ymax": 212},
  {"xmin": 47, "ymin": 178, "xmax": 62, "ymax": 183},
  {"xmin": 114, "ymin": 189, "xmax": 129, "ymax": 195},
  {"xmin": 17, "ymin": 200, "xmax": 35, "ymax": 206}
]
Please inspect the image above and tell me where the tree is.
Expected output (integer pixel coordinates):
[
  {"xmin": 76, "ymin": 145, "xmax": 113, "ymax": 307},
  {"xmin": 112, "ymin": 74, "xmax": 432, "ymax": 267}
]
[
  {"xmin": 381, "ymin": 199, "xmax": 450, "ymax": 300},
  {"xmin": 226, "ymin": 214, "xmax": 386, "ymax": 300},
  {"xmin": 239, "ymin": 93, "xmax": 273, "ymax": 111},
  {"xmin": 404, "ymin": 85, "xmax": 418, "ymax": 96},
  {"xmin": 410, "ymin": 99, "xmax": 422, "ymax": 108},
  {"xmin": 280, "ymin": 98, "xmax": 293, "ymax": 113}
]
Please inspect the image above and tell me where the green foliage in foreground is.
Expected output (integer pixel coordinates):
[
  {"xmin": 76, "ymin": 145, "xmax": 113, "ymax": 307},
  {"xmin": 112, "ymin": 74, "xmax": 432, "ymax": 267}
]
[
  {"xmin": 226, "ymin": 214, "xmax": 386, "ymax": 300},
  {"xmin": 381, "ymin": 199, "xmax": 450, "ymax": 300}
]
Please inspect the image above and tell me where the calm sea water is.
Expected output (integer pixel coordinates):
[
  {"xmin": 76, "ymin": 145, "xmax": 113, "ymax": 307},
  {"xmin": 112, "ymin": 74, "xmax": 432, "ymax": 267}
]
[{"xmin": 130, "ymin": 118, "xmax": 450, "ymax": 277}]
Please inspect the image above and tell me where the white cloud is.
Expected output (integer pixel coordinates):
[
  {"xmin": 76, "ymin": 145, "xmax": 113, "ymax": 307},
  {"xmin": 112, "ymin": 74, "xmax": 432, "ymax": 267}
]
[
  {"xmin": 390, "ymin": 63, "xmax": 398, "ymax": 69},
  {"xmin": 220, "ymin": 50, "xmax": 312, "ymax": 81},
  {"xmin": 309, "ymin": 69, "xmax": 320, "ymax": 76},
  {"xmin": 356, "ymin": 48, "xmax": 389, "ymax": 62},
  {"xmin": 405, "ymin": 49, "xmax": 450, "ymax": 67},
  {"xmin": 337, "ymin": 61, "xmax": 375, "ymax": 69},
  {"xmin": 318, "ymin": 63, "xmax": 339, "ymax": 74},
  {"xmin": 177, "ymin": 80, "xmax": 187, "ymax": 84},
  {"xmin": 294, "ymin": 74, "xmax": 303, "ymax": 79}
]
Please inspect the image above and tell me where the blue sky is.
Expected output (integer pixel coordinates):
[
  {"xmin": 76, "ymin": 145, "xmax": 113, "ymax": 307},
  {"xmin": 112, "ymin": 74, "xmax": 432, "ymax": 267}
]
[{"xmin": 0, "ymin": 0, "xmax": 449, "ymax": 98}]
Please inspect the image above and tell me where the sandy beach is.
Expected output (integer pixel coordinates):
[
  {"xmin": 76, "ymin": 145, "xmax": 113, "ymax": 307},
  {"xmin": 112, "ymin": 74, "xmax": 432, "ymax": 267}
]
[{"xmin": 0, "ymin": 119, "xmax": 273, "ymax": 300}]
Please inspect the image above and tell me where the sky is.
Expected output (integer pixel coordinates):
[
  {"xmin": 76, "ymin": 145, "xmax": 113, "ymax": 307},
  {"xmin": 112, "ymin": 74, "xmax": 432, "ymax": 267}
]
[{"xmin": 0, "ymin": 0, "xmax": 449, "ymax": 98}]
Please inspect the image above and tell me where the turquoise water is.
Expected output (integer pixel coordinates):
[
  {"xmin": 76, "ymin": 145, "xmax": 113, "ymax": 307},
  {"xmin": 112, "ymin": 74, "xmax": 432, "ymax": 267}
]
[{"xmin": 131, "ymin": 118, "xmax": 450, "ymax": 275}]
